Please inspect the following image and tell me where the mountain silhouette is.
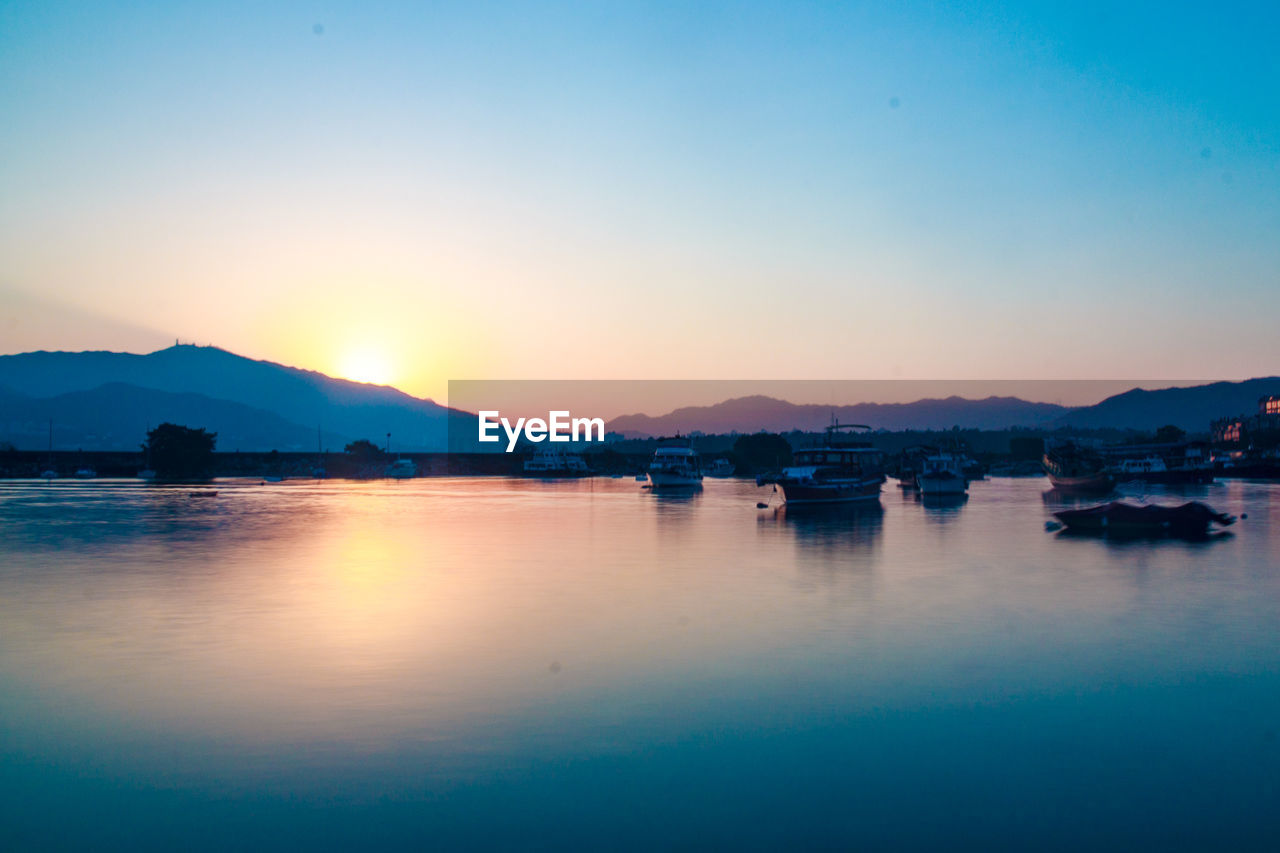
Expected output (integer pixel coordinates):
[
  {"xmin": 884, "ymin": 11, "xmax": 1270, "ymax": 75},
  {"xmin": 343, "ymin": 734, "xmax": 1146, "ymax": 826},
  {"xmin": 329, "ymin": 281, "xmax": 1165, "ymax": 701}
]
[
  {"xmin": 607, "ymin": 379, "xmax": 1280, "ymax": 436},
  {"xmin": 607, "ymin": 394, "xmax": 1070, "ymax": 435},
  {"xmin": 0, "ymin": 383, "xmax": 351, "ymax": 452},
  {"xmin": 0, "ymin": 344, "xmax": 456, "ymax": 451},
  {"xmin": 1051, "ymin": 378, "xmax": 1280, "ymax": 432}
]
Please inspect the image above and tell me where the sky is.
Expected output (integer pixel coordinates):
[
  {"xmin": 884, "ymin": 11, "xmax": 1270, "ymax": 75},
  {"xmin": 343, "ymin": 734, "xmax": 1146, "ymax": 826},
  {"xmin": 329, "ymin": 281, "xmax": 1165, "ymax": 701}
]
[{"xmin": 2, "ymin": 0, "xmax": 1278, "ymax": 403}]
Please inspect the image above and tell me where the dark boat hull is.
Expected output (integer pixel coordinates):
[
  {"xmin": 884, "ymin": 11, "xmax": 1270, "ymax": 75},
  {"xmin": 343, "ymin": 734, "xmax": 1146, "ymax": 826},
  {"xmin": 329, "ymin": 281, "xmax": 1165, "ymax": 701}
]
[
  {"xmin": 778, "ymin": 477, "xmax": 883, "ymax": 504},
  {"xmin": 1047, "ymin": 472, "xmax": 1116, "ymax": 495},
  {"xmin": 1054, "ymin": 501, "xmax": 1234, "ymax": 537}
]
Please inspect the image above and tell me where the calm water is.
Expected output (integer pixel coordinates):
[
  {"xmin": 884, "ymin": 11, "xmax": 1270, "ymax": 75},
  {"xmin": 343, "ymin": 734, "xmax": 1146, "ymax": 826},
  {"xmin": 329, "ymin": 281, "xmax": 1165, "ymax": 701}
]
[{"xmin": 1, "ymin": 476, "xmax": 1278, "ymax": 849}]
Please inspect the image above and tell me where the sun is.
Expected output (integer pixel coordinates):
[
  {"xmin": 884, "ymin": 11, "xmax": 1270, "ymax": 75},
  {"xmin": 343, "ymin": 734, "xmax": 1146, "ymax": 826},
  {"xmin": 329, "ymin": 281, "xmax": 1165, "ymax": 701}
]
[{"xmin": 338, "ymin": 346, "xmax": 394, "ymax": 386}]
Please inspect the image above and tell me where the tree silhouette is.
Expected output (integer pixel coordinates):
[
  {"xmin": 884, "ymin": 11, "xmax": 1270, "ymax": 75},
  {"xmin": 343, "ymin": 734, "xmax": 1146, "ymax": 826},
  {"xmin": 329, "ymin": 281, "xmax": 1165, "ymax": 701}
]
[
  {"xmin": 145, "ymin": 423, "xmax": 216, "ymax": 480},
  {"xmin": 730, "ymin": 433, "xmax": 793, "ymax": 475},
  {"xmin": 344, "ymin": 439, "xmax": 384, "ymax": 462}
]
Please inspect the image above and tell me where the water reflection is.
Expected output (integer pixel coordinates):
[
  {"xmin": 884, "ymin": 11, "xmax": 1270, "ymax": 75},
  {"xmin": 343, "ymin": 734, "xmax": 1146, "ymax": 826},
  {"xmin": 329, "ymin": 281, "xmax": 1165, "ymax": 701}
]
[
  {"xmin": 1055, "ymin": 527, "xmax": 1235, "ymax": 547},
  {"xmin": 645, "ymin": 486, "xmax": 703, "ymax": 504},
  {"xmin": 0, "ymin": 477, "xmax": 1277, "ymax": 848},
  {"xmin": 917, "ymin": 492, "xmax": 968, "ymax": 520},
  {"xmin": 768, "ymin": 501, "xmax": 884, "ymax": 541}
]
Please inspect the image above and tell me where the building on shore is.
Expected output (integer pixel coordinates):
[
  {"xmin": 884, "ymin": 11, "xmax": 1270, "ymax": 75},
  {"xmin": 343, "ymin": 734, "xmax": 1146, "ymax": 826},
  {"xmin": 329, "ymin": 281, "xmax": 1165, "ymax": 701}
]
[{"xmin": 1212, "ymin": 395, "xmax": 1280, "ymax": 447}]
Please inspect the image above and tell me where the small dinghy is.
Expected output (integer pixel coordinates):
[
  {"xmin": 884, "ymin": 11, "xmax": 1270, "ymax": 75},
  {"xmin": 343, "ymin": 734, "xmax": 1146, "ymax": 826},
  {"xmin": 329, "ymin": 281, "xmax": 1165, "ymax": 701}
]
[{"xmin": 1053, "ymin": 501, "xmax": 1235, "ymax": 538}]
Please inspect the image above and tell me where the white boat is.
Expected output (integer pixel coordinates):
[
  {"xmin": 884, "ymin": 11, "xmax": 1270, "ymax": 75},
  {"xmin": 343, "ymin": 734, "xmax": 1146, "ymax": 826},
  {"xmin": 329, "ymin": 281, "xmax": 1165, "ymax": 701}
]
[
  {"xmin": 524, "ymin": 446, "xmax": 591, "ymax": 477},
  {"xmin": 916, "ymin": 453, "xmax": 967, "ymax": 496},
  {"xmin": 647, "ymin": 437, "xmax": 703, "ymax": 488},
  {"xmin": 386, "ymin": 458, "xmax": 417, "ymax": 479}
]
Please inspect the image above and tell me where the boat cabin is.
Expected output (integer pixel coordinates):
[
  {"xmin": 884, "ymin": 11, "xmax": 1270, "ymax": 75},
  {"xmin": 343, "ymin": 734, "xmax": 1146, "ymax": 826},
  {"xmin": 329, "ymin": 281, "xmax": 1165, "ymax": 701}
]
[{"xmin": 793, "ymin": 448, "xmax": 885, "ymax": 472}]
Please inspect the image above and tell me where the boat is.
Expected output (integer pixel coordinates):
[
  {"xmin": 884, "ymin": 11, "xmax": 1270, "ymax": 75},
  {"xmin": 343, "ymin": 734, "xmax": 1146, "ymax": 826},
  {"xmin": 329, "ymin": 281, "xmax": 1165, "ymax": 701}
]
[
  {"xmin": 916, "ymin": 453, "xmax": 967, "ymax": 496},
  {"xmin": 647, "ymin": 436, "xmax": 703, "ymax": 488},
  {"xmin": 705, "ymin": 458, "xmax": 735, "ymax": 478},
  {"xmin": 138, "ymin": 468, "xmax": 157, "ymax": 480},
  {"xmin": 523, "ymin": 445, "xmax": 591, "ymax": 477},
  {"xmin": 1100, "ymin": 441, "xmax": 1213, "ymax": 484},
  {"xmin": 892, "ymin": 445, "xmax": 936, "ymax": 489},
  {"xmin": 74, "ymin": 467, "xmax": 97, "ymax": 479},
  {"xmin": 1053, "ymin": 501, "xmax": 1235, "ymax": 538},
  {"xmin": 1042, "ymin": 441, "xmax": 1115, "ymax": 495},
  {"xmin": 757, "ymin": 422, "xmax": 885, "ymax": 505},
  {"xmin": 386, "ymin": 458, "xmax": 418, "ymax": 479}
]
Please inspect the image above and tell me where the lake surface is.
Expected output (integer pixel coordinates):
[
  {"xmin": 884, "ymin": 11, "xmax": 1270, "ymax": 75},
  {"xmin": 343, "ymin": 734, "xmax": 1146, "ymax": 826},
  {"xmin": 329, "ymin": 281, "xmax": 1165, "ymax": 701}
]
[{"xmin": 1, "ymin": 476, "xmax": 1277, "ymax": 849}]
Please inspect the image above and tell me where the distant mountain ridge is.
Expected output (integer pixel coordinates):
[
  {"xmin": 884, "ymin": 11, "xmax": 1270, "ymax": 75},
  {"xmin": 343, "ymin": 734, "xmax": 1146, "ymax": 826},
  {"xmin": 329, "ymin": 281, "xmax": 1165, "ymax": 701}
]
[
  {"xmin": 0, "ymin": 345, "xmax": 458, "ymax": 451},
  {"xmin": 2, "ymin": 345, "xmax": 1274, "ymax": 449},
  {"xmin": 1053, "ymin": 377, "xmax": 1280, "ymax": 432},
  {"xmin": 607, "ymin": 378, "xmax": 1280, "ymax": 436},
  {"xmin": 608, "ymin": 394, "xmax": 1071, "ymax": 435}
]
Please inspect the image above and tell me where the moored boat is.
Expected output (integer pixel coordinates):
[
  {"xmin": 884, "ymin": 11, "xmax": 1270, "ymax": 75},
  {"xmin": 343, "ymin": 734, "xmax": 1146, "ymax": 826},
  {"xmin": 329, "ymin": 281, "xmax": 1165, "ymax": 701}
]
[
  {"xmin": 1043, "ymin": 441, "xmax": 1115, "ymax": 495},
  {"xmin": 1053, "ymin": 501, "xmax": 1235, "ymax": 537},
  {"xmin": 916, "ymin": 453, "xmax": 967, "ymax": 496},
  {"xmin": 1100, "ymin": 441, "xmax": 1213, "ymax": 484},
  {"xmin": 524, "ymin": 446, "xmax": 591, "ymax": 477},
  {"xmin": 757, "ymin": 422, "xmax": 885, "ymax": 505},
  {"xmin": 648, "ymin": 437, "xmax": 703, "ymax": 488}
]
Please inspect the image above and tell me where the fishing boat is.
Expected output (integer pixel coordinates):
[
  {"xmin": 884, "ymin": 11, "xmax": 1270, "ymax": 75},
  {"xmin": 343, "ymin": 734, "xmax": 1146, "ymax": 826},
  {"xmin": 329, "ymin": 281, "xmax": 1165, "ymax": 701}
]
[
  {"xmin": 892, "ymin": 445, "xmax": 935, "ymax": 489},
  {"xmin": 647, "ymin": 436, "xmax": 703, "ymax": 488},
  {"xmin": 757, "ymin": 422, "xmax": 885, "ymax": 505},
  {"xmin": 1042, "ymin": 441, "xmax": 1115, "ymax": 495},
  {"xmin": 524, "ymin": 445, "xmax": 591, "ymax": 477},
  {"xmin": 1053, "ymin": 501, "xmax": 1235, "ymax": 538},
  {"xmin": 916, "ymin": 453, "xmax": 967, "ymax": 496}
]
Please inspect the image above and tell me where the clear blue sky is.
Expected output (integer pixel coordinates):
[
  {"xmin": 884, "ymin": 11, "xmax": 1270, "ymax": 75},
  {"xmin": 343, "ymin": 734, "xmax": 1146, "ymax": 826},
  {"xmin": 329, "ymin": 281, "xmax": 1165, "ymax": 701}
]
[{"xmin": 2, "ymin": 1, "xmax": 1277, "ymax": 398}]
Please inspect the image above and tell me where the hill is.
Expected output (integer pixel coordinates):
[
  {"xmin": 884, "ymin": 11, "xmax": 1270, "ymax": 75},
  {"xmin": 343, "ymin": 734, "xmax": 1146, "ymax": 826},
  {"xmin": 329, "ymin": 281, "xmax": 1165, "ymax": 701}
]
[
  {"xmin": 607, "ymin": 394, "xmax": 1071, "ymax": 435},
  {"xmin": 0, "ymin": 383, "xmax": 351, "ymax": 452},
  {"xmin": 0, "ymin": 345, "xmax": 455, "ymax": 451},
  {"xmin": 1052, "ymin": 377, "xmax": 1280, "ymax": 432}
]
